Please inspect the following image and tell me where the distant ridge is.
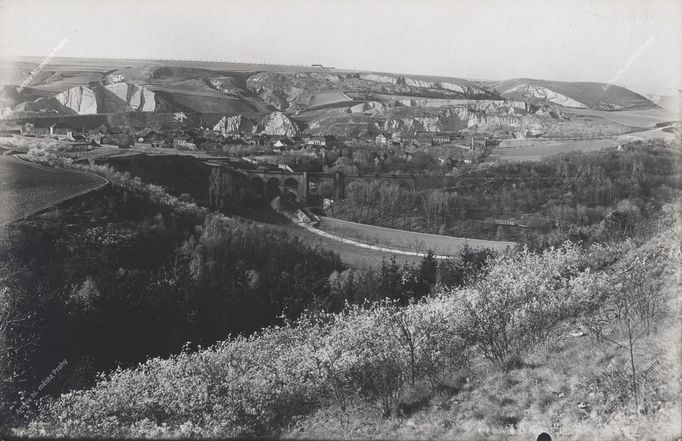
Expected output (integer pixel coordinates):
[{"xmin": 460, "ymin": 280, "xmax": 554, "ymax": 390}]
[
  {"xmin": 0, "ymin": 56, "xmax": 657, "ymax": 111},
  {"xmin": 492, "ymin": 78, "xmax": 655, "ymax": 111}
]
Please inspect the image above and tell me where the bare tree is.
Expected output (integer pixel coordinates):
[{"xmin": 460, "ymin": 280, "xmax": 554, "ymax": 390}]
[
  {"xmin": 581, "ymin": 253, "xmax": 667, "ymax": 411},
  {"xmin": 378, "ymin": 182, "xmax": 401, "ymax": 224},
  {"xmin": 422, "ymin": 190, "xmax": 448, "ymax": 230},
  {"xmin": 0, "ymin": 285, "xmax": 36, "ymax": 419}
]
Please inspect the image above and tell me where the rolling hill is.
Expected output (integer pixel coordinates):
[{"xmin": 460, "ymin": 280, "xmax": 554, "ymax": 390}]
[
  {"xmin": 0, "ymin": 57, "xmax": 662, "ymax": 137},
  {"xmin": 491, "ymin": 78, "xmax": 656, "ymax": 110}
]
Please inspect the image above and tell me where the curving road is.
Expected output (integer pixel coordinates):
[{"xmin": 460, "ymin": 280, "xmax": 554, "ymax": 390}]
[
  {"xmin": 0, "ymin": 155, "xmax": 107, "ymax": 226},
  {"xmin": 316, "ymin": 216, "xmax": 516, "ymax": 257}
]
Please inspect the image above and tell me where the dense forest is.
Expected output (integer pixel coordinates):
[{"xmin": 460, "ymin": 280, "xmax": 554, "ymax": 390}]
[{"xmin": 331, "ymin": 142, "xmax": 682, "ymax": 245}]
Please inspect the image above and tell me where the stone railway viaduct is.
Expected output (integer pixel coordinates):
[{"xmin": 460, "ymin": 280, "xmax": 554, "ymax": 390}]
[{"xmin": 206, "ymin": 162, "xmax": 417, "ymax": 209}]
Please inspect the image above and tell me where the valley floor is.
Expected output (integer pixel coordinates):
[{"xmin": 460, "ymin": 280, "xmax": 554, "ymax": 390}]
[
  {"xmin": 562, "ymin": 107, "xmax": 680, "ymax": 128},
  {"xmin": 316, "ymin": 216, "xmax": 515, "ymax": 256},
  {"xmin": 493, "ymin": 139, "xmax": 619, "ymax": 162}
]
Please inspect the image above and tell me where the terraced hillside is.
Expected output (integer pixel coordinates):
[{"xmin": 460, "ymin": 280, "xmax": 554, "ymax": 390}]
[{"xmin": 0, "ymin": 57, "xmax": 661, "ymax": 138}]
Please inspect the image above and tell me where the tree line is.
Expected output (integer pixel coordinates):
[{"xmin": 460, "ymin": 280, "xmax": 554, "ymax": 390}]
[
  {"xmin": 0, "ymin": 177, "xmax": 490, "ymax": 426},
  {"xmin": 331, "ymin": 142, "xmax": 682, "ymax": 246}
]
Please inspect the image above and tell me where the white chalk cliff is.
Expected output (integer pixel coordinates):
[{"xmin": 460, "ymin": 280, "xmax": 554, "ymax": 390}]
[
  {"xmin": 213, "ymin": 115, "xmax": 254, "ymax": 134},
  {"xmin": 101, "ymin": 83, "xmax": 156, "ymax": 112},
  {"xmin": 20, "ymin": 83, "xmax": 156, "ymax": 115},
  {"xmin": 55, "ymin": 86, "xmax": 99, "ymax": 114},
  {"xmin": 503, "ymin": 84, "xmax": 587, "ymax": 108},
  {"xmin": 258, "ymin": 111, "xmax": 299, "ymax": 136}
]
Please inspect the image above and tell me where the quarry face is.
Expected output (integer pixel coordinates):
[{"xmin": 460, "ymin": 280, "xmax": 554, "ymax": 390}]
[{"xmin": 0, "ymin": 61, "xmax": 661, "ymax": 138}]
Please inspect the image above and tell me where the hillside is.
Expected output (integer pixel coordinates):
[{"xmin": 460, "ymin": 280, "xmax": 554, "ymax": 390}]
[
  {"xmin": 13, "ymin": 217, "xmax": 680, "ymax": 440},
  {"xmin": 0, "ymin": 58, "xmax": 663, "ymax": 137},
  {"xmin": 492, "ymin": 78, "xmax": 656, "ymax": 111}
]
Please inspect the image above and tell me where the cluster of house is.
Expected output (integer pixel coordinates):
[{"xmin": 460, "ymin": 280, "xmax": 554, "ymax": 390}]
[
  {"xmin": 190, "ymin": 129, "xmax": 482, "ymax": 153},
  {"xmin": 20, "ymin": 122, "xmax": 79, "ymax": 141},
  {"xmin": 374, "ymin": 131, "xmax": 487, "ymax": 150},
  {"xmin": 14, "ymin": 119, "xmax": 491, "ymax": 158},
  {"xmin": 17, "ymin": 122, "xmax": 140, "ymax": 148},
  {"xmin": 166, "ymin": 131, "xmax": 344, "ymax": 154}
]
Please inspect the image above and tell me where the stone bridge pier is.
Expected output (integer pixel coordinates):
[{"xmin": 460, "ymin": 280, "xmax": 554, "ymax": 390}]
[
  {"xmin": 247, "ymin": 171, "xmax": 310, "ymax": 204},
  {"xmin": 208, "ymin": 164, "xmax": 419, "ymax": 211},
  {"xmin": 208, "ymin": 164, "xmax": 311, "ymax": 209}
]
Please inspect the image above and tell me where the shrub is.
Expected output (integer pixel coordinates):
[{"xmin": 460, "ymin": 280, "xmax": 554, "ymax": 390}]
[
  {"xmin": 20, "ymin": 294, "xmax": 473, "ymax": 436},
  {"xmin": 15, "ymin": 216, "xmax": 677, "ymax": 437},
  {"xmin": 579, "ymin": 242, "xmax": 673, "ymax": 411},
  {"xmin": 454, "ymin": 243, "xmax": 608, "ymax": 368}
]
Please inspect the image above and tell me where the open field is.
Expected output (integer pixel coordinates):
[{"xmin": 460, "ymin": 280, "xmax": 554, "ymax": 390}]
[
  {"xmin": 562, "ymin": 107, "xmax": 680, "ymax": 127},
  {"xmin": 493, "ymin": 138, "xmax": 619, "ymax": 162},
  {"xmin": 0, "ymin": 56, "xmax": 351, "ymax": 75},
  {"xmin": 318, "ymin": 216, "xmax": 516, "ymax": 255},
  {"xmin": 276, "ymin": 222, "xmax": 424, "ymax": 268},
  {"xmin": 616, "ymin": 127, "xmax": 681, "ymax": 143},
  {"xmin": 304, "ymin": 91, "xmax": 353, "ymax": 108},
  {"xmin": 0, "ymin": 153, "xmax": 107, "ymax": 225}
]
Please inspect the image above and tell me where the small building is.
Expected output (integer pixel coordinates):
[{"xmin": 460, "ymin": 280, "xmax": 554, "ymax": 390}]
[
  {"xmin": 308, "ymin": 135, "xmax": 326, "ymax": 146},
  {"xmin": 391, "ymin": 132, "xmax": 402, "ymax": 144},
  {"xmin": 173, "ymin": 136, "xmax": 197, "ymax": 150},
  {"xmin": 49, "ymin": 123, "xmax": 74, "ymax": 140},
  {"xmin": 152, "ymin": 140, "xmax": 169, "ymax": 148},
  {"xmin": 432, "ymin": 134, "xmax": 452, "ymax": 145},
  {"xmin": 375, "ymin": 133, "xmax": 390, "ymax": 146},
  {"xmin": 21, "ymin": 123, "xmax": 49, "ymax": 137},
  {"xmin": 273, "ymin": 137, "xmax": 294, "ymax": 148},
  {"xmin": 173, "ymin": 112, "xmax": 188, "ymax": 123}
]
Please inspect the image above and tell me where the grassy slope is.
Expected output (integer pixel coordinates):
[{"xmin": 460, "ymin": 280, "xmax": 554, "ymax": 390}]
[
  {"xmin": 285, "ymin": 330, "xmax": 679, "ymax": 440},
  {"xmin": 285, "ymin": 226, "xmax": 681, "ymax": 440},
  {"xmin": 15, "ymin": 218, "xmax": 681, "ymax": 440},
  {"xmin": 493, "ymin": 79, "xmax": 655, "ymax": 110}
]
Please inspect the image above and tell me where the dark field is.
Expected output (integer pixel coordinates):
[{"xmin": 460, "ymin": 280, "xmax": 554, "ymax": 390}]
[{"xmin": 0, "ymin": 154, "xmax": 106, "ymax": 225}]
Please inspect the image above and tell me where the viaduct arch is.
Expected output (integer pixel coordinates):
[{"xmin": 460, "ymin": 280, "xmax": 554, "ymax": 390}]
[
  {"xmin": 207, "ymin": 162, "xmax": 418, "ymax": 210},
  {"xmin": 208, "ymin": 164, "xmax": 313, "ymax": 209}
]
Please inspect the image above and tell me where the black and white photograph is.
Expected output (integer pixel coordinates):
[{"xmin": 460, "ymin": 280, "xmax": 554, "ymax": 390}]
[{"xmin": 0, "ymin": 0, "xmax": 680, "ymax": 439}]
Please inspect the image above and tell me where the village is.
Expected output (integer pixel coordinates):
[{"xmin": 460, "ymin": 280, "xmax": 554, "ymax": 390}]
[{"xmin": 8, "ymin": 115, "xmax": 494, "ymax": 178}]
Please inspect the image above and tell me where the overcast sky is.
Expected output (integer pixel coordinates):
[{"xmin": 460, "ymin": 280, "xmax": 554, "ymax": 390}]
[{"xmin": 1, "ymin": 0, "xmax": 680, "ymax": 95}]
